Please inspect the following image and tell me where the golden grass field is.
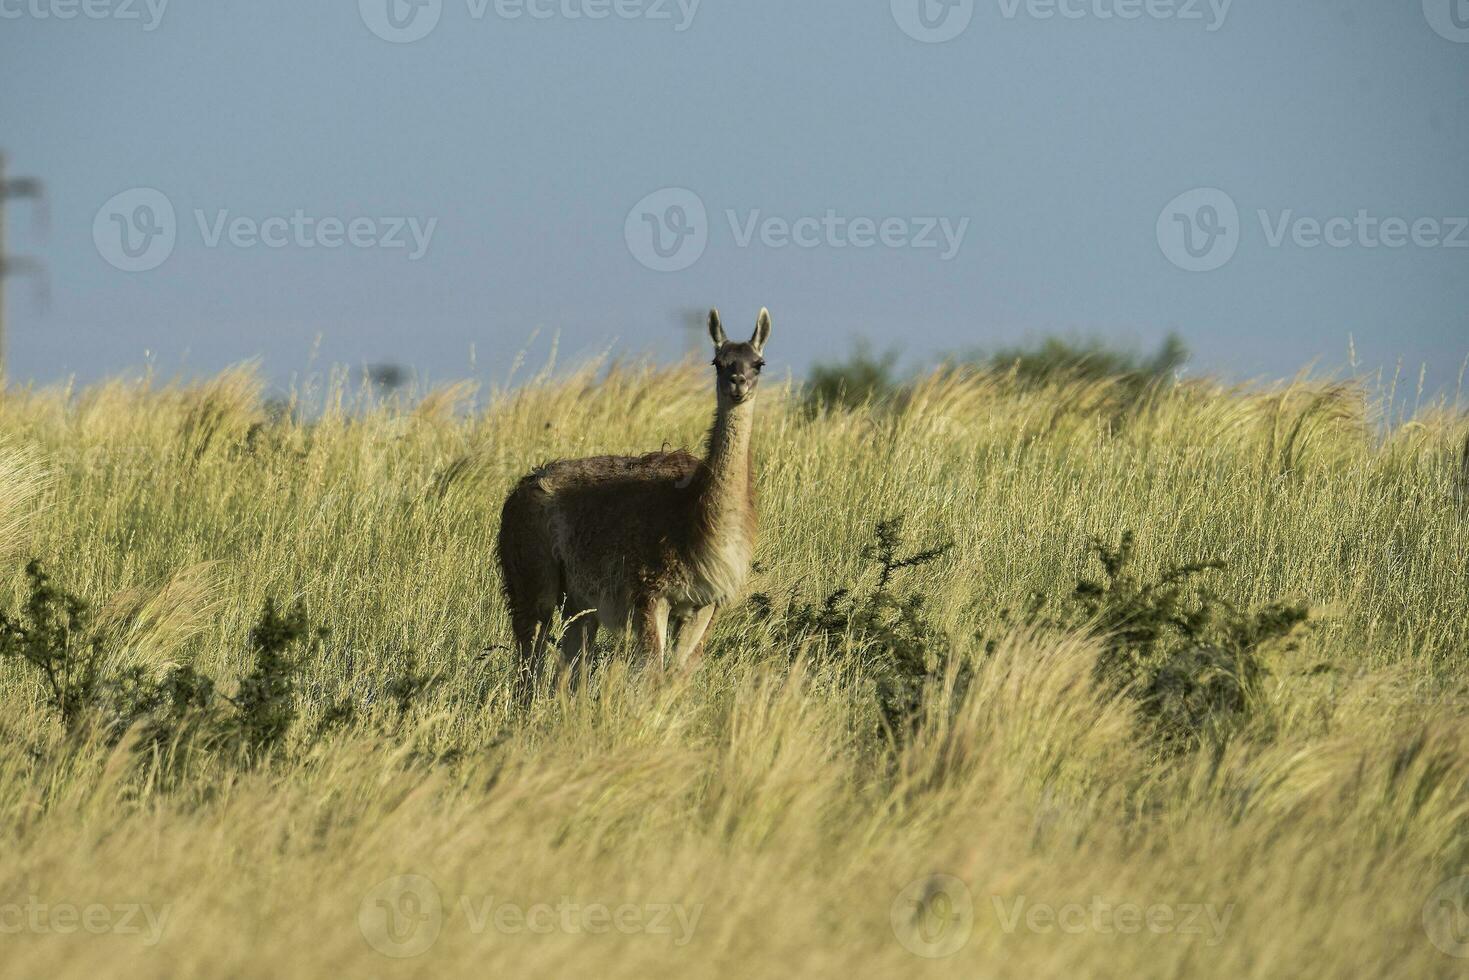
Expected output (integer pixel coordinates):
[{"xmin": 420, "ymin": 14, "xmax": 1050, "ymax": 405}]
[{"xmin": 0, "ymin": 356, "xmax": 1467, "ymax": 978}]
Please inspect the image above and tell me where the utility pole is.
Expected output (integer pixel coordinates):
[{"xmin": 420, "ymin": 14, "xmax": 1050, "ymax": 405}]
[{"xmin": 0, "ymin": 153, "xmax": 47, "ymax": 387}]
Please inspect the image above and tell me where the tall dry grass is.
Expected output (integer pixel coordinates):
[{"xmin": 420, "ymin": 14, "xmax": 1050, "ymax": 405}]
[{"xmin": 0, "ymin": 358, "xmax": 1465, "ymax": 978}]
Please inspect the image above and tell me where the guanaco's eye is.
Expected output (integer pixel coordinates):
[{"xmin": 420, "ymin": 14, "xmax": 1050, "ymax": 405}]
[{"xmin": 754, "ymin": 360, "xmax": 766, "ymax": 371}]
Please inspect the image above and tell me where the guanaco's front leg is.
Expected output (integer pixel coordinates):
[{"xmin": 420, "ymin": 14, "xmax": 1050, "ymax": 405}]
[
  {"xmin": 637, "ymin": 597, "xmax": 672, "ymax": 670},
  {"xmin": 672, "ymin": 605, "xmax": 716, "ymax": 671}
]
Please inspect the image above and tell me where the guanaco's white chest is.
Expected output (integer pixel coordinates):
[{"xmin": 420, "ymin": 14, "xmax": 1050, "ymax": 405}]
[{"xmin": 684, "ymin": 532, "xmax": 753, "ymax": 609}]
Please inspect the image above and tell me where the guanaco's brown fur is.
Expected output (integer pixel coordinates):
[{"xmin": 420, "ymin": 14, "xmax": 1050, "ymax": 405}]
[{"xmin": 497, "ymin": 308, "xmax": 771, "ymax": 685}]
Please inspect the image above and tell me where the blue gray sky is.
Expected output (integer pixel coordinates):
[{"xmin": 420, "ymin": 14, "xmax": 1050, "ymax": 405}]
[{"xmin": 2, "ymin": 0, "xmax": 1467, "ymax": 397}]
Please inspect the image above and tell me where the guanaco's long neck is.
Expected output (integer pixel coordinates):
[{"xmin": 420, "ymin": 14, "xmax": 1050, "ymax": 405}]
[{"xmin": 699, "ymin": 395, "xmax": 756, "ymax": 535}]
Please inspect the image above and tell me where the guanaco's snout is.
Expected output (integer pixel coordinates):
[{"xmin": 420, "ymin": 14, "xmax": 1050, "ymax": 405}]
[{"xmin": 725, "ymin": 372, "xmax": 751, "ymax": 404}]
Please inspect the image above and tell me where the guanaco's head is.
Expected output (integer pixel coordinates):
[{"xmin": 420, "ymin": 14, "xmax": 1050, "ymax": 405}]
[{"xmin": 707, "ymin": 308, "xmax": 770, "ymax": 406}]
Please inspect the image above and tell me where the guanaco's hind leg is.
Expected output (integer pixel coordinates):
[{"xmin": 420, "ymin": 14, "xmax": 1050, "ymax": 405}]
[
  {"xmin": 498, "ymin": 479, "xmax": 562, "ymax": 702},
  {"xmin": 558, "ymin": 608, "xmax": 599, "ymax": 684},
  {"xmin": 507, "ymin": 597, "xmax": 560, "ymax": 705}
]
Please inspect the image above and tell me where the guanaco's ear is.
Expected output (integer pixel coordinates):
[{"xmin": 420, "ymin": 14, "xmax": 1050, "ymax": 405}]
[
  {"xmin": 750, "ymin": 308, "xmax": 771, "ymax": 353},
  {"xmin": 708, "ymin": 309, "xmax": 727, "ymax": 348}
]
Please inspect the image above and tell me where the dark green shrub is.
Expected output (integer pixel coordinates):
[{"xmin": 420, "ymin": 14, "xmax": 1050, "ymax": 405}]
[
  {"xmin": 1061, "ymin": 532, "xmax": 1309, "ymax": 746},
  {"xmin": 979, "ymin": 333, "xmax": 1187, "ymax": 389},
  {"xmin": 805, "ymin": 342, "xmax": 901, "ymax": 411},
  {"xmin": 751, "ymin": 517, "xmax": 954, "ymax": 735},
  {"xmin": 752, "ymin": 522, "xmax": 1309, "ymax": 752},
  {"xmin": 0, "ymin": 561, "xmax": 106, "ymax": 734},
  {"xmin": 0, "ymin": 563, "xmax": 378, "ymax": 768},
  {"xmin": 109, "ymin": 597, "xmax": 327, "ymax": 765},
  {"xmin": 108, "ymin": 661, "xmax": 217, "ymax": 756},
  {"xmin": 223, "ymin": 598, "xmax": 327, "ymax": 759}
]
